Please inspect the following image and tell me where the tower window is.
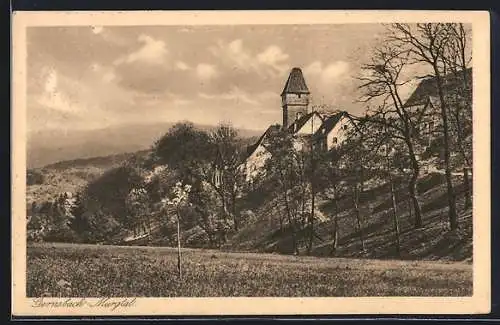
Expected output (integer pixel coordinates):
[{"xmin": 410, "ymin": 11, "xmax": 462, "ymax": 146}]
[{"xmin": 298, "ymin": 93, "xmax": 301, "ymax": 98}]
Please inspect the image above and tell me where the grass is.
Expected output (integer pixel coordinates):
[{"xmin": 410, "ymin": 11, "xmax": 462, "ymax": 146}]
[{"xmin": 27, "ymin": 242, "xmax": 472, "ymax": 298}]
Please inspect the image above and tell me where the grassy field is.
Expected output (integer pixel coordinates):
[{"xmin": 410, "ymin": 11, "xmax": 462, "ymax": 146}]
[{"xmin": 27, "ymin": 242, "xmax": 472, "ymax": 297}]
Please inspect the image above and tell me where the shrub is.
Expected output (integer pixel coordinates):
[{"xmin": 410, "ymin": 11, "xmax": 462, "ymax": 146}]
[{"xmin": 27, "ymin": 170, "xmax": 45, "ymax": 185}]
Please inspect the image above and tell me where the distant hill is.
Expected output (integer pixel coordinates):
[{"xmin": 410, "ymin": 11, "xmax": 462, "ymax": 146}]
[
  {"xmin": 26, "ymin": 123, "xmax": 264, "ymax": 205},
  {"xmin": 42, "ymin": 150, "xmax": 150, "ymax": 171},
  {"xmin": 26, "ymin": 150, "xmax": 151, "ymax": 205},
  {"xmin": 27, "ymin": 122, "xmax": 265, "ymax": 169}
]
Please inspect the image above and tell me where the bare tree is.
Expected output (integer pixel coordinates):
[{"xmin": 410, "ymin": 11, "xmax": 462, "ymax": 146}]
[
  {"xmin": 207, "ymin": 123, "xmax": 246, "ymax": 231},
  {"xmin": 358, "ymin": 44, "xmax": 427, "ymax": 229},
  {"xmin": 442, "ymin": 23, "xmax": 473, "ymax": 211},
  {"xmin": 162, "ymin": 182, "xmax": 192, "ymax": 280},
  {"xmin": 264, "ymin": 130, "xmax": 310, "ymax": 255},
  {"xmin": 390, "ymin": 23, "xmax": 460, "ymax": 229}
]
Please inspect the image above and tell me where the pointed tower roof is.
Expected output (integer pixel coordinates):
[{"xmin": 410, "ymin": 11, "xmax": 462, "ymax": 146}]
[{"xmin": 281, "ymin": 67, "xmax": 310, "ymax": 96}]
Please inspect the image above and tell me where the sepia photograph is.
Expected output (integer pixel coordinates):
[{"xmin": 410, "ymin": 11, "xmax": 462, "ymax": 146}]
[{"xmin": 12, "ymin": 11, "xmax": 490, "ymax": 316}]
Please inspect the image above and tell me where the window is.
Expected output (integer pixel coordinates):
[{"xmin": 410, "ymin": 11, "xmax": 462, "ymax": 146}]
[
  {"xmin": 332, "ymin": 137, "xmax": 338, "ymax": 144},
  {"xmin": 342, "ymin": 124, "xmax": 348, "ymax": 130},
  {"xmin": 298, "ymin": 93, "xmax": 301, "ymax": 98}
]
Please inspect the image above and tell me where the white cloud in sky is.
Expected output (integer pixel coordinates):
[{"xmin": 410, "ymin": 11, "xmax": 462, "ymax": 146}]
[
  {"xmin": 210, "ymin": 39, "xmax": 252, "ymax": 71},
  {"xmin": 175, "ymin": 61, "xmax": 191, "ymax": 71},
  {"xmin": 256, "ymin": 45, "xmax": 290, "ymax": 74},
  {"xmin": 114, "ymin": 34, "xmax": 168, "ymax": 65},
  {"xmin": 172, "ymin": 98, "xmax": 193, "ymax": 106},
  {"xmin": 196, "ymin": 63, "xmax": 218, "ymax": 80},
  {"xmin": 304, "ymin": 60, "xmax": 350, "ymax": 85},
  {"xmin": 210, "ymin": 39, "xmax": 290, "ymax": 77},
  {"xmin": 91, "ymin": 26, "xmax": 104, "ymax": 35},
  {"xmin": 38, "ymin": 68, "xmax": 84, "ymax": 115},
  {"xmin": 89, "ymin": 62, "xmax": 116, "ymax": 83},
  {"xmin": 102, "ymin": 71, "xmax": 116, "ymax": 83},
  {"xmin": 43, "ymin": 68, "xmax": 58, "ymax": 93},
  {"xmin": 226, "ymin": 39, "xmax": 253, "ymax": 70}
]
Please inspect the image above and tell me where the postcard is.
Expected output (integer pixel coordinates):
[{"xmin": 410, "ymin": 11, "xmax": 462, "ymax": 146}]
[{"xmin": 11, "ymin": 10, "xmax": 491, "ymax": 316}]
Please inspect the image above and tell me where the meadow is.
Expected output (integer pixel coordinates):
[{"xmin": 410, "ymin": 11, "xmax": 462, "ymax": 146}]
[{"xmin": 27, "ymin": 243, "xmax": 472, "ymax": 297}]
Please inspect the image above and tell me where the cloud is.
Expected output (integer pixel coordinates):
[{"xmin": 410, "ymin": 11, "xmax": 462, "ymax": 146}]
[
  {"xmin": 112, "ymin": 34, "xmax": 177, "ymax": 94},
  {"xmin": 37, "ymin": 68, "xmax": 85, "ymax": 115},
  {"xmin": 257, "ymin": 45, "xmax": 289, "ymax": 74},
  {"xmin": 44, "ymin": 68, "xmax": 57, "ymax": 93},
  {"xmin": 304, "ymin": 60, "xmax": 350, "ymax": 85},
  {"xmin": 91, "ymin": 26, "xmax": 104, "ymax": 35},
  {"xmin": 173, "ymin": 98, "xmax": 193, "ymax": 106},
  {"xmin": 196, "ymin": 63, "xmax": 218, "ymax": 81},
  {"xmin": 175, "ymin": 61, "xmax": 191, "ymax": 71},
  {"xmin": 209, "ymin": 39, "xmax": 290, "ymax": 77},
  {"xmin": 114, "ymin": 34, "xmax": 168, "ymax": 65},
  {"xmin": 102, "ymin": 71, "xmax": 116, "ymax": 83},
  {"xmin": 89, "ymin": 62, "xmax": 116, "ymax": 83},
  {"xmin": 302, "ymin": 60, "xmax": 354, "ymax": 106},
  {"xmin": 224, "ymin": 39, "xmax": 253, "ymax": 71}
]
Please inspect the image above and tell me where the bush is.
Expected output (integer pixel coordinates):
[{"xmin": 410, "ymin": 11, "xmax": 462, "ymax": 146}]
[
  {"xmin": 239, "ymin": 210, "xmax": 258, "ymax": 227},
  {"xmin": 27, "ymin": 170, "xmax": 45, "ymax": 185}
]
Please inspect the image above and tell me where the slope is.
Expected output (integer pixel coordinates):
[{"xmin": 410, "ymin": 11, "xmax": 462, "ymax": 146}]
[{"xmin": 228, "ymin": 173, "xmax": 472, "ymax": 262}]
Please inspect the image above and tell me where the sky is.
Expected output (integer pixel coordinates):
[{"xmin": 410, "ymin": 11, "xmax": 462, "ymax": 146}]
[{"xmin": 27, "ymin": 24, "xmax": 405, "ymax": 133}]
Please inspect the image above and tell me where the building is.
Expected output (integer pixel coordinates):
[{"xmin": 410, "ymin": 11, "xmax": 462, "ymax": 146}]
[
  {"xmin": 239, "ymin": 67, "xmax": 359, "ymax": 183},
  {"xmin": 403, "ymin": 67, "xmax": 472, "ymax": 152}
]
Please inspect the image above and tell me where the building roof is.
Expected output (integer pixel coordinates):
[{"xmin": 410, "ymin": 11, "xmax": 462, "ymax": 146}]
[
  {"xmin": 287, "ymin": 111, "xmax": 323, "ymax": 134},
  {"xmin": 313, "ymin": 111, "xmax": 347, "ymax": 138},
  {"xmin": 244, "ymin": 124, "xmax": 281, "ymax": 160},
  {"xmin": 404, "ymin": 67, "xmax": 472, "ymax": 107},
  {"xmin": 281, "ymin": 67, "xmax": 310, "ymax": 95}
]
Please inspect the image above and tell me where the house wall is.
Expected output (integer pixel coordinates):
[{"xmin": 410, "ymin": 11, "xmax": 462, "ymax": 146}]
[
  {"xmin": 326, "ymin": 116, "xmax": 353, "ymax": 150},
  {"xmin": 240, "ymin": 144, "xmax": 272, "ymax": 182},
  {"xmin": 296, "ymin": 114, "xmax": 323, "ymax": 135}
]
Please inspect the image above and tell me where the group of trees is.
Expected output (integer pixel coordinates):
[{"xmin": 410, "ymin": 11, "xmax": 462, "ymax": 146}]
[
  {"xmin": 151, "ymin": 122, "xmax": 248, "ymax": 246},
  {"xmin": 28, "ymin": 192, "xmax": 78, "ymax": 242},
  {"xmin": 28, "ymin": 122, "xmax": 249, "ymax": 246},
  {"xmin": 357, "ymin": 23, "xmax": 472, "ymax": 233}
]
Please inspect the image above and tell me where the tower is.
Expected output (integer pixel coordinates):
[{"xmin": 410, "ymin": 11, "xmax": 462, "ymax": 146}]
[{"xmin": 281, "ymin": 67, "xmax": 310, "ymax": 129}]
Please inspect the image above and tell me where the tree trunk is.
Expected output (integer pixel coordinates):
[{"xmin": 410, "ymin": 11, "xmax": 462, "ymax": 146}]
[
  {"xmin": 434, "ymin": 66, "xmax": 459, "ymax": 230},
  {"xmin": 279, "ymin": 210, "xmax": 284, "ymax": 232},
  {"xmin": 405, "ymin": 138, "xmax": 423, "ymax": 229},
  {"xmin": 331, "ymin": 216, "xmax": 339, "ymax": 256},
  {"xmin": 283, "ymin": 190, "xmax": 299, "ymax": 255},
  {"xmin": 463, "ymin": 167, "xmax": 472, "ymax": 211},
  {"xmin": 231, "ymin": 192, "xmax": 239, "ymax": 231},
  {"xmin": 390, "ymin": 180, "xmax": 401, "ymax": 257},
  {"xmin": 307, "ymin": 185, "xmax": 315, "ymax": 255},
  {"xmin": 279, "ymin": 167, "xmax": 299, "ymax": 255},
  {"xmin": 331, "ymin": 193, "xmax": 339, "ymax": 256},
  {"xmin": 176, "ymin": 211, "xmax": 182, "ymax": 281},
  {"xmin": 289, "ymin": 221, "xmax": 299, "ymax": 255},
  {"xmin": 353, "ymin": 185, "xmax": 365, "ymax": 252},
  {"xmin": 406, "ymin": 191, "xmax": 412, "ymax": 221}
]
